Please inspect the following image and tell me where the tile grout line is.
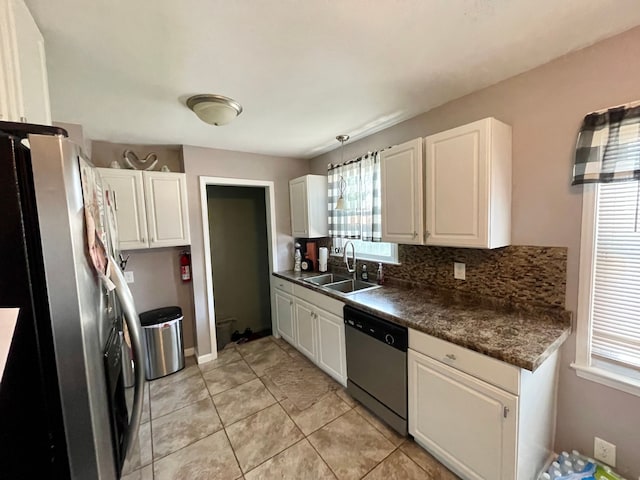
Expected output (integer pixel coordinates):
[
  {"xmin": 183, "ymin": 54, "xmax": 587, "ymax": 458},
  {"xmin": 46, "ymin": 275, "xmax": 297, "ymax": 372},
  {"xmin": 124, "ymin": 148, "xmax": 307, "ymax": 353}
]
[
  {"xmin": 239, "ymin": 436, "xmax": 310, "ymax": 478},
  {"xmin": 277, "ymin": 391, "xmax": 353, "ymax": 480},
  {"xmin": 147, "ymin": 361, "xmax": 230, "ymax": 469},
  {"xmin": 351, "ymin": 405, "xmax": 404, "ymax": 448},
  {"xmin": 207, "ymin": 370, "xmax": 262, "ymax": 399},
  {"xmin": 221, "ymin": 395, "xmax": 305, "ymax": 476}
]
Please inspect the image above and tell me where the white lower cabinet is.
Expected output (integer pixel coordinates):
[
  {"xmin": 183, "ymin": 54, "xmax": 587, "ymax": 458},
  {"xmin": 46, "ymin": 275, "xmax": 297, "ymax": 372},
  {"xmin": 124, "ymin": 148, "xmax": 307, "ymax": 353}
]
[
  {"xmin": 408, "ymin": 328, "xmax": 559, "ymax": 480},
  {"xmin": 271, "ymin": 277, "xmax": 347, "ymax": 386},
  {"xmin": 409, "ymin": 349, "xmax": 517, "ymax": 480},
  {"xmin": 294, "ymin": 299, "xmax": 317, "ymax": 361},
  {"xmin": 316, "ymin": 309, "xmax": 347, "ymax": 383},
  {"xmin": 273, "ymin": 289, "xmax": 295, "ymax": 345}
]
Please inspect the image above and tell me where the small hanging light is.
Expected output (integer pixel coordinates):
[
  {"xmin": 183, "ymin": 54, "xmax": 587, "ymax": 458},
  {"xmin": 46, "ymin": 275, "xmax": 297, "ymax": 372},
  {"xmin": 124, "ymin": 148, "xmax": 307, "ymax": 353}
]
[{"xmin": 335, "ymin": 134, "xmax": 349, "ymax": 210}]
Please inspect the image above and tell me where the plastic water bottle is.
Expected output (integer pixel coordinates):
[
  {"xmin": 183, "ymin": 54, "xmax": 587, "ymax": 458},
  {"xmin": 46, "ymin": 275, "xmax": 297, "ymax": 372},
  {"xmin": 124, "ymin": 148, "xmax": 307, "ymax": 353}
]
[{"xmin": 559, "ymin": 460, "xmax": 573, "ymax": 475}]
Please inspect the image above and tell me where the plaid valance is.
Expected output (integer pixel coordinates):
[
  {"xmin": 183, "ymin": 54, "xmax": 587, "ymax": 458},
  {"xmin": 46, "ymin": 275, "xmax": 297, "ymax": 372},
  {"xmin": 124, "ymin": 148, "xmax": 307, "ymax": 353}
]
[{"xmin": 572, "ymin": 104, "xmax": 640, "ymax": 185}]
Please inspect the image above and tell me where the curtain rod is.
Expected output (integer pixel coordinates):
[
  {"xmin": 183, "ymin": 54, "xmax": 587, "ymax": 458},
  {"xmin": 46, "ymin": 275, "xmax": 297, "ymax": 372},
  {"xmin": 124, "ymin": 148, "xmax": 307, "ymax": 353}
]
[{"xmin": 587, "ymin": 99, "xmax": 640, "ymax": 115}]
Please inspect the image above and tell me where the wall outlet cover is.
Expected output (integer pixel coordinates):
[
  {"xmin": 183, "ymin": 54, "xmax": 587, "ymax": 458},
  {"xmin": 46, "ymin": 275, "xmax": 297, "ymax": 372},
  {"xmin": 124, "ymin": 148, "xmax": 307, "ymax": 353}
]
[
  {"xmin": 594, "ymin": 436, "xmax": 616, "ymax": 467},
  {"xmin": 124, "ymin": 271, "xmax": 135, "ymax": 284},
  {"xmin": 454, "ymin": 262, "xmax": 466, "ymax": 280}
]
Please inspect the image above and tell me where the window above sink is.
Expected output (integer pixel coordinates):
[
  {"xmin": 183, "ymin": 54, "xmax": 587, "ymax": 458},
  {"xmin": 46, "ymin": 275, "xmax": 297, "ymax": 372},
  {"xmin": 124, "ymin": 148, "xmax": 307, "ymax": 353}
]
[{"xmin": 330, "ymin": 238, "xmax": 399, "ymax": 264}]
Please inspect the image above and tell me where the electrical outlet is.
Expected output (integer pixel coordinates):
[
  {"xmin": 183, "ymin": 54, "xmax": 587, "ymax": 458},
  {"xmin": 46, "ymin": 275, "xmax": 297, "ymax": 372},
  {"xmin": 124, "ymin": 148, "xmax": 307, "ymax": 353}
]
[
  {"xmin": 594, "ymin": 436, "xmax": 616, "ymax": 467},
  {"xmin": 454, "ymin": 262, "xmax": 466, "ymax": 280},
  {"xmin": 124, "ymin": 271, "xmax": 134, "ymax": 284}
]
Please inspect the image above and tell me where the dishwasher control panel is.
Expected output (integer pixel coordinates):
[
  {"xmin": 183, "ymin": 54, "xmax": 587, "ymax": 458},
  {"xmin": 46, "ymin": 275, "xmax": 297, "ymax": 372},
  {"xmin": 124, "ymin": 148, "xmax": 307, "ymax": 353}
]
[{"xmin": 344, "ymin": 305, "xmax": 407, "ymax": 351}]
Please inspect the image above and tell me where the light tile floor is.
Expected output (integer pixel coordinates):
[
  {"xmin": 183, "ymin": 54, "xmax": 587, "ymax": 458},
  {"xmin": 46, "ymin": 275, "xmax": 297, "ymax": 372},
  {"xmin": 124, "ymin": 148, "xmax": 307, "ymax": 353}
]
[{"xmin": 122, "ymin": 336, "xmax": 459, "ymax": 480}]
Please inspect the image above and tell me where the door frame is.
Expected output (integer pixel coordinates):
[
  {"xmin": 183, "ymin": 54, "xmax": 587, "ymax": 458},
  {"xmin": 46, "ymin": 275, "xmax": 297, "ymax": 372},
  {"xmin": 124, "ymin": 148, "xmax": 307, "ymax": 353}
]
[{"xmin": 199, "ymin": 176, "xmax": 278, "ymax": 357}]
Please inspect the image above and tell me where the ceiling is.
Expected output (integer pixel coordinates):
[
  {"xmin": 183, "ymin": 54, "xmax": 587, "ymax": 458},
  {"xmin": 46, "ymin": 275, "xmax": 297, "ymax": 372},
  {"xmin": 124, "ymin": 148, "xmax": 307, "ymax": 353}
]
[{"xmin": 25, "ymin": 0, "xmax": 640, "ymax": 159}]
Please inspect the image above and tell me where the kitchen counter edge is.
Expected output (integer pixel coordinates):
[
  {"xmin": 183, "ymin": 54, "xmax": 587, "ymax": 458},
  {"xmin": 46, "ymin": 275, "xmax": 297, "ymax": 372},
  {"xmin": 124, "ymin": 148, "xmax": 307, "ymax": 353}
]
[{"xmin": 272, "ymin": 271, "xmax": 571, "ymax": 372}]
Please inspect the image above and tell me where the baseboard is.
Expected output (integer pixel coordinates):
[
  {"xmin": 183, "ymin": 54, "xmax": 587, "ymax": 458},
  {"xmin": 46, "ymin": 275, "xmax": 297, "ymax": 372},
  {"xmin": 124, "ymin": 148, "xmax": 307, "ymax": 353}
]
[
  {"xmin": 184, "ymin": 347, "xmax": 195, "ymax": 357},
  {"xmin": 196, "ymin": 351, "xmax": 217, "ymax": 364}
]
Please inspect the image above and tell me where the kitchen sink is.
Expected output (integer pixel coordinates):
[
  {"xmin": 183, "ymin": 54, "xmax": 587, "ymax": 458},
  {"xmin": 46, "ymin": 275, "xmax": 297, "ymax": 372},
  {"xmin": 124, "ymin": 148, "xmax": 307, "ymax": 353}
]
[
  {"xmin": 324, "ymin": 279, "xmax": 380, "ymax": 295},
  {"xmin": 303, "ymin": 273, "xmax": 351, "ymax": 285}
]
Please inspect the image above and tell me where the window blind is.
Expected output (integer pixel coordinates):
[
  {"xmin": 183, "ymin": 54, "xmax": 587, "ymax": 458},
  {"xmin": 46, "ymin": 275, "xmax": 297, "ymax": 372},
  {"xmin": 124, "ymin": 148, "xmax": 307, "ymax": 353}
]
[{"xmin": 592, "ymin": 180, "xmax": 640, "ymax": 369}]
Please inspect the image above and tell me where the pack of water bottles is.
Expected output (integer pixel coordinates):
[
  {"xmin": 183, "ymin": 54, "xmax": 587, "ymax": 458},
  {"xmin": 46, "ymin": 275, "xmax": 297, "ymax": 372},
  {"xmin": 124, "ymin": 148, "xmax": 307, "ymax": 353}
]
[{"xmin": 539, "ymin": 450, "xmax": 626, "ymax": 480}]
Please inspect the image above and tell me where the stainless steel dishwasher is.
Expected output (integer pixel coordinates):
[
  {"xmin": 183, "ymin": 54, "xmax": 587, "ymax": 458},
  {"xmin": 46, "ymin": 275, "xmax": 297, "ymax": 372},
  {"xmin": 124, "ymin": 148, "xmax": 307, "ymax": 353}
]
[{"xmin": 344, "ymin": 305, "xmax": 408, "ymax": 435}]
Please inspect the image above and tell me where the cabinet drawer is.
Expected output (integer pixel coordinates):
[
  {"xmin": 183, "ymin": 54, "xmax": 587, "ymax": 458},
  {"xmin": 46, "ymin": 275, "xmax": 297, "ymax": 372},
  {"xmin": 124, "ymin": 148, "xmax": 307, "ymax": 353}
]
[
  {"xmin": 409, "ymin": 329, "xmax": 519, "ymax": 395},
  {"xmin": 271, "ymin": 277, "xmax": 294, "ymax": 295},
  {"xmin": 294, "ymin": 284, "xmax": 344, "ymax": 317}
]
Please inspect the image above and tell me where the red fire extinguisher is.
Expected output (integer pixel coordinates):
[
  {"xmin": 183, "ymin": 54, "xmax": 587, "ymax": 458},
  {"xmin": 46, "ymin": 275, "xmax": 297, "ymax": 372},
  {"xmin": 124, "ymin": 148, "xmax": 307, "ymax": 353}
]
[{"xmin": 180, "ymin": 251, "xmax": 191, "ymax": 282}]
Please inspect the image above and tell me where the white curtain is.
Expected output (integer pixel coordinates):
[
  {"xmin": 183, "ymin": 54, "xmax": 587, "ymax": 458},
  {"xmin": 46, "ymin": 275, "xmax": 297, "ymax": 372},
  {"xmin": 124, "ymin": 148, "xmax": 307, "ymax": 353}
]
[
  {"xmin": 360, "ymin": 152, "xmax": 382, "ymax": 242},
  {"xmin": 327, "ymin": 151, "xmax": 382, "ymax": 242},
  {"xmin": 328, "ymin": 160, "xmax": 361, "ymax": 238}
]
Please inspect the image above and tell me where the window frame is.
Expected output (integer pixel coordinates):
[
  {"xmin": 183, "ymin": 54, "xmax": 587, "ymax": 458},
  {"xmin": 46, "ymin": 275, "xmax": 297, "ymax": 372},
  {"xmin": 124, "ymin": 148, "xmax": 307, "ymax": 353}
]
[
  {"xmin": 572, "ymin": 183, "xmax": 640, "ymax": 397},
  {"xmin": 329, "ymin": 238, "xmax": 400, "ymax": 265}
]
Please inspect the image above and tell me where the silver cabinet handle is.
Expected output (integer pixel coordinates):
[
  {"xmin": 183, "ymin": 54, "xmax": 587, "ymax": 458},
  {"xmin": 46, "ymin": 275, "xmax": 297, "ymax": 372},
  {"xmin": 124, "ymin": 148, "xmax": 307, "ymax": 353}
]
[
  {"xmin": 413, "ymin": 231, "xmax": 418, "ymax": 239},
  {"xmin": 445, "ymin": 353, "xmax": 457, "ymax": 361},
  {"xmin": 503, "ymin": 406, "xmax": 510, "ymax": 418},
  {"xmin": 113, "ymin": 190, "xmax": 118, "ymax": 211},
  {"xmin": 109, "ymin": 257, "xmax": 146, "ymax": 459}
]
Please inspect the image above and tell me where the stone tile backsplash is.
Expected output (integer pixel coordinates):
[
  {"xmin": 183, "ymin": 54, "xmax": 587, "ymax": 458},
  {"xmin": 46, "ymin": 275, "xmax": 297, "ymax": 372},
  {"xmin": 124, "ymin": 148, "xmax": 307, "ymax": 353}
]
[{"xmin": 324, "ymin": 242, "xmax": 567, "ymax": 311}]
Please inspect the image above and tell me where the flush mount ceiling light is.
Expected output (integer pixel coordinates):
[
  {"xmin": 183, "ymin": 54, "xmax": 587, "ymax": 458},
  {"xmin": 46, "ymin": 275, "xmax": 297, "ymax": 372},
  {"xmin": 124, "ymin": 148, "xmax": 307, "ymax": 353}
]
[
  {"xmin": 335, "ymin": 134, "xmax": 350, "ymax": 210},
  {"xmin": 186, "ymin": 94, "xmax": 243, "ymax": 126}
]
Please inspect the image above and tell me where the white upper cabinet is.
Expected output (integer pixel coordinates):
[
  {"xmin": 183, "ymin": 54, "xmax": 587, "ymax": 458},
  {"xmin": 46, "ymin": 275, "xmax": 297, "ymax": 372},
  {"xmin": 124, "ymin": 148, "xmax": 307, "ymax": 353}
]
[
  {"xmin": 289, "ymin": 174, "xmax": 327, "ymax": 238},
  {"xmin": 0, "ymin": 0, "xmax": 51, "ymax": 124},
  {"xmin": 98, "ymin": 169, "xmax": 148, "ymax": 250},
  {"xmin": 98, "ymin": 169, "xmax": 190, "ymax": 250},
  {"xmin": 380, "ymin": 138, "xmax": 424, "ymax": 244},
  {"xmin": 424, "ymin": 117, "xmax": 512, "ymax": 248},
  {"xmin": 144, "ymin": 171, "xmax": 190, "ymax": 248}
]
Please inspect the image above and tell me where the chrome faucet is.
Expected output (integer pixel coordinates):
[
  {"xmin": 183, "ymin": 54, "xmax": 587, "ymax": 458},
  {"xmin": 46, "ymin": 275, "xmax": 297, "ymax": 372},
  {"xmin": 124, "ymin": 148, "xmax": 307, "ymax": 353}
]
[{"xmin": 343, "ymin": 241, "xmax": 356, "ymax": 280}]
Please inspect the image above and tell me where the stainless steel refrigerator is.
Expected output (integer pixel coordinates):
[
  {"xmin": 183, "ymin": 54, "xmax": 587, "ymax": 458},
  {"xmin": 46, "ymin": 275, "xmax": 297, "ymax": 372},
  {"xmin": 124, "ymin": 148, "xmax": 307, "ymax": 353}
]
[{"xmin": 0, "ymin": 121, "xmax": 145, "ymax": 479}]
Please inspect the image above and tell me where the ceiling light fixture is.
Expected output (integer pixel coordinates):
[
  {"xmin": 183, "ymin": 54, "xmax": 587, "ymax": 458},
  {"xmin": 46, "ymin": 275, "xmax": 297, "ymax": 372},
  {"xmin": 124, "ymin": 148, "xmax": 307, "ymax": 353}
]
[
  {"xmin": 186, "ymin": 94, "xmax": 243, "ymax": 126},
  {"xmin": 335, "ymin": 134, "xmax": 350, "ymax": 210}
]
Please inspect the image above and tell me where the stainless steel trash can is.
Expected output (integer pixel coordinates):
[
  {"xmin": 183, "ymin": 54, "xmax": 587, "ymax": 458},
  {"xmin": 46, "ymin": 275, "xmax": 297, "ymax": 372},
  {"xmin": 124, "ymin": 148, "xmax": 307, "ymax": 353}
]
[{"xmin": 139, "ymin": 306, "xmax": 185, "ymax": 380}]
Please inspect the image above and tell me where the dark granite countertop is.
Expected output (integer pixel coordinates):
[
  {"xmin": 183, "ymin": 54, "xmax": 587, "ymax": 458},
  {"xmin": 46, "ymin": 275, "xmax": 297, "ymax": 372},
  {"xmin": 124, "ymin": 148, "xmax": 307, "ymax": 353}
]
[{"xmin": 273, "ymin": 270, "xmax": 571, "ymax": 372}]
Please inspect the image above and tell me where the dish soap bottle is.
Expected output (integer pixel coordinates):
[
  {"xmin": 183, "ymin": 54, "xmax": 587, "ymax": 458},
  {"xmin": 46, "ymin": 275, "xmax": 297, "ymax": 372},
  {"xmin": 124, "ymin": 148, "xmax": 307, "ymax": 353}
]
[
  {"xmin": 294, "ymin": 242, "xmax": 302, "ymax": 272},
  {"xmin": 376, "ymin": 262, "xmax": 384, "ymax": 285},
  {"xmin": 360, "ymin": 264, "xmax": 368, "ymax": 281}
]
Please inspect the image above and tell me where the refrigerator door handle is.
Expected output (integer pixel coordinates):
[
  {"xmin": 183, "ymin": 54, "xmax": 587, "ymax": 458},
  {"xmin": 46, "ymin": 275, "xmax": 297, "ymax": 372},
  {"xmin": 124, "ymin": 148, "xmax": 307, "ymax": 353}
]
[{"xmin": 109, "ymin": 257, "xmax": 146, "ymax": 459}]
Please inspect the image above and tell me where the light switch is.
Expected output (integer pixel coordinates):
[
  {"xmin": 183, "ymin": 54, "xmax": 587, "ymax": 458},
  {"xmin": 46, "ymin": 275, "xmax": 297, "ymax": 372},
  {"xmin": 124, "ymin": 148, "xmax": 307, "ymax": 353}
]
[
  {"xmin": 124, "ymin": 271, "xmax": 134, "ymax": 284},
  {"xmin": 454, "ymin": 262, "xmax": 465, "ymax": 280}
]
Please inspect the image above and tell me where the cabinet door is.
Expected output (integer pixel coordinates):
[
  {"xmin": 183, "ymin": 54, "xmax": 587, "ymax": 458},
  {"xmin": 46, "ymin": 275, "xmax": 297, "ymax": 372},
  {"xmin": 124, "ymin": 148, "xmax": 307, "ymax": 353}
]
[
  {"xmin": 97, "ymin": 169, "xmax": 148, "ymax": 250},
  {"xmin": 289, "ymin": 177, "xmax": 309, "ymax": 237},
  {"xmin": 380, "ymin": 138, "xmax": 424, "ymax": 244},
  {"xmin": 294, "ymin": 299, "xmax": 317, "ymax": 361},
  {"xmin": 408, "ymin": 349, "xmax": 517, "ymax": 480},
  {"xmin": 425, "ymin": 119, "xmax": 489, "ymax": 247},
  {"xmin": 0, "ymin": 0, "xmax": 51, "ymax": 124},
  {"xmin": 144, "ymin": 172, "xmax": 190, "ymax": 248},
  {"xmin": 316, "ymin": 309, "xmax": 346, "ymax": 385},
  {"xmin": 274, "ymin": 290, "xmax": 295, "ymax": 345}
]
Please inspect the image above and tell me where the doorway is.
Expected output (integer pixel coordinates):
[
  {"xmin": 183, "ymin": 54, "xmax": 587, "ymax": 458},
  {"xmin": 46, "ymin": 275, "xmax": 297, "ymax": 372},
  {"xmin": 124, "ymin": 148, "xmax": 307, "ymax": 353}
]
[{"xmin": 199, "ymin": 177, "xmax": 278, "ymax": 354}]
